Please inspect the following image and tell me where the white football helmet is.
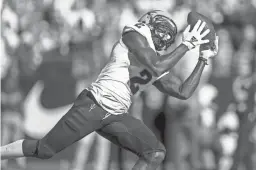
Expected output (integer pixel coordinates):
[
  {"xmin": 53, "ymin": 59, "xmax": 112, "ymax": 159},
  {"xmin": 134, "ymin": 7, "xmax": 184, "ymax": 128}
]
[{"xmin": 138, "ymin": 10, "xmax": 177, "ymax": 51}]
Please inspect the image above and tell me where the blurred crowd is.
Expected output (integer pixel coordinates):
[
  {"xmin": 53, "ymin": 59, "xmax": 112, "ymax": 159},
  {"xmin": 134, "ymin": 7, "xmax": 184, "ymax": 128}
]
[{"xmin": 1, "ymin": 0, "xmax": 256, "ymax": 170}]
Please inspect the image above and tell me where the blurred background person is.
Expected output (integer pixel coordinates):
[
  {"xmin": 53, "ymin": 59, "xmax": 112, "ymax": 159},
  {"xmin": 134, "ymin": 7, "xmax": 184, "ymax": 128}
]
[
  {"xmin": 1, "ymin": 60, "xmax": 27, "ymax": 170},
  {"xmin": 229, "ymin": 24, "xmax": 256, "ymax": 170}
]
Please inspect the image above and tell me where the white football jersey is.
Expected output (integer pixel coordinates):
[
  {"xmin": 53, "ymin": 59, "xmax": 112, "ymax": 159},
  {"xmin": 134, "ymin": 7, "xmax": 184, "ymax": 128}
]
[{"xmin": 87, "ymin": 22, "xmax": 162, "ymax": 115}]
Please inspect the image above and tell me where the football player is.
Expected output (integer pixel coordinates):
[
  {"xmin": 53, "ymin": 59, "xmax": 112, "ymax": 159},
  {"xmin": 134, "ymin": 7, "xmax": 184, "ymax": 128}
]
[{"xmin": 1, "ymin": 10, "xmax": 218, "ymax": 170}]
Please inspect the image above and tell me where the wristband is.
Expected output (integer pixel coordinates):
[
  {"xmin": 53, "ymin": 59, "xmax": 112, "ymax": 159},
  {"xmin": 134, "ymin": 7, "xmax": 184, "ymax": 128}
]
[{"xmin": 199, "ymin": 56, "xmax": 208, "ymax": 65}]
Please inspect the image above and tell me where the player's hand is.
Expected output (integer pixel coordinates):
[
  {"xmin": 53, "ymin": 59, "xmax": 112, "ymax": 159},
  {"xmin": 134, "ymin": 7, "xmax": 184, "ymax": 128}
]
[
  {"xmin": 182, "ymin": 20, "xmax": 210, "ymax": 50},
  {"xmin": 200, "ymin": 35, "xmax": 219, "ymax": 60}
]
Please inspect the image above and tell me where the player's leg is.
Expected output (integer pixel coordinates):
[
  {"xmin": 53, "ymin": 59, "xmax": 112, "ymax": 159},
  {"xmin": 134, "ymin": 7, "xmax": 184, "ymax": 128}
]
[
  {"xmin": 0, "ymin": 90, "xmax": 108, "ymax": 160},
  {"xmin": 117, "ymin": 93, "xmax": 144, "ymax": 169},
  {"xmin": 97, "ymin": 114, "xmax": 166, "ymax": 170}
]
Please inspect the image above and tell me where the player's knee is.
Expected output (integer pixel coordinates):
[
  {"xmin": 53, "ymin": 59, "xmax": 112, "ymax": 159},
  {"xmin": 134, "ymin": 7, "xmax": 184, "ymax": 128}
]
[
  {"xmin": 154, "ymin": 150, "xmax": 166, "ymax": 162},
  {"xmin": 143, "ymin": 150, "xmax": 166, "ymax": 164},
  {"xmin": 143, "ymin": 143, "xmax": 166, "ymax": 164}
]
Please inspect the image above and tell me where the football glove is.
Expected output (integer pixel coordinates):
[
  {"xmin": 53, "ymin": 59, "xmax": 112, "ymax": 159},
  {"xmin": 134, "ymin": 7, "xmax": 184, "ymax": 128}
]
[
  {"xmin": 182, "ymin": 20, "xmax": 210, "ymax": 50},
  {"xmin": 199, "ymin": 35, "xmax": 219, "ymax": 60}
]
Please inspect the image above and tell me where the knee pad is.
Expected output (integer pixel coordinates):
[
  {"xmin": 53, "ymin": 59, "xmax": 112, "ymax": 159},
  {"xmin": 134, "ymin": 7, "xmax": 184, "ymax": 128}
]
[
  {"xmin": 143, "ymin": 150, "xmax": 166, "ymax": 164},
  {"xmin": 143, "ymin": 143, "xmax": 166, "ymax": 163}
]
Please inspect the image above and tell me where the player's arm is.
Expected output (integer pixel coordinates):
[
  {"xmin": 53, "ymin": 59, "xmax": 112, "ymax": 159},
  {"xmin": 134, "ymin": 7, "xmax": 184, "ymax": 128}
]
[
  {"xmin": 153, "ymin": 58, "xmax": 206, "ymax": 100},
  {"xmin": 153, "ymin": 37, "xmax": 219, "ymax": 100},
  {"xmin": 123, "ymin": 31, "xmax": 188, "ymax": 77},
  {"xmin": 122, "ymin": 20, "xmax": 210, "ymax": 77}
]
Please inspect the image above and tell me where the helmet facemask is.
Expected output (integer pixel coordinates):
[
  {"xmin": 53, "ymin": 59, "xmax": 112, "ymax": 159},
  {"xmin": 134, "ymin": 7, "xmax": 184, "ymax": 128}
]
[{"xmin": 140, "ymin": 11, "xmax": 177, "ymax": 51}]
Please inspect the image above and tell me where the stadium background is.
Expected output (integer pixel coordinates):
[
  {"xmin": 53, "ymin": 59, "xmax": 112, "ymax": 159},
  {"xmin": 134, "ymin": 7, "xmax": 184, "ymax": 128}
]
[{"xmin": 1, "ymin": 0, "xmax": 256, "ymax": 170}]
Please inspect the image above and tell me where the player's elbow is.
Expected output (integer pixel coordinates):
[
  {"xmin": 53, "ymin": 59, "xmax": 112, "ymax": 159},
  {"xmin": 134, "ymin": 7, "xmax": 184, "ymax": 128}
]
[
  {"xmin": 178, "ymin": 91, "xmax": 193, "ymax": 100},
  {"xmin": 166, "ymin": 91, "xmax": 191, "ymax": 100},
  {"xmin": 177, "ymin": 85, "xmax": 195, "ymax": 100},
  {"xmin": 178, "ymin": 94, "xmax": 191, "ymax": 100}
]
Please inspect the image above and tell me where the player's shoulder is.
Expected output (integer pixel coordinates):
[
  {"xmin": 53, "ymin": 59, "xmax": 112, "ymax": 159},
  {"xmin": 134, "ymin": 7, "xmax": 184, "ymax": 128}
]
[
  {"xmin": 122, "ymin": 31, "xmax": 149, "ymax": 51},
  {"xmin": 122, "ymin": 29, "xmax": 148, "ymax": 51},
  {"xmin": 123, "ymin": 22, "xmax": 153, "ymax": 45}
]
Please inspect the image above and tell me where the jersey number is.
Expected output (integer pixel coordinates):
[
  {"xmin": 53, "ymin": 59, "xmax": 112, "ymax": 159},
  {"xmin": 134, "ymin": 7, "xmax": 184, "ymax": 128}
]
[{"xmin": 129, "ymin": 69, "xmax": 152, "ymax": 94}]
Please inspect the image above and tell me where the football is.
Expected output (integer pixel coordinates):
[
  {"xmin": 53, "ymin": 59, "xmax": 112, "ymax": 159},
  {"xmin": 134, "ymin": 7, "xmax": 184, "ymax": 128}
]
[{"xmin": 187, "ymin": 11, "xmax": 216, "ymax": 51}]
